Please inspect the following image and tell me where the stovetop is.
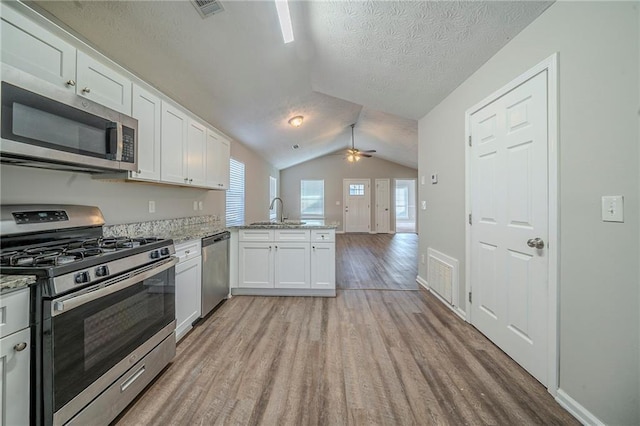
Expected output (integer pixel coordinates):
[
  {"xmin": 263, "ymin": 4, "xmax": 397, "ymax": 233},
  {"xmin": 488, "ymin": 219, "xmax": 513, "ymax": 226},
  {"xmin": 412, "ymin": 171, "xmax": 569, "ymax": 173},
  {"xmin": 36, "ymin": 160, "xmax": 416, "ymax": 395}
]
[{"xmin": 1, "ymin": 236, "xmax": 166, "ymax": 268}]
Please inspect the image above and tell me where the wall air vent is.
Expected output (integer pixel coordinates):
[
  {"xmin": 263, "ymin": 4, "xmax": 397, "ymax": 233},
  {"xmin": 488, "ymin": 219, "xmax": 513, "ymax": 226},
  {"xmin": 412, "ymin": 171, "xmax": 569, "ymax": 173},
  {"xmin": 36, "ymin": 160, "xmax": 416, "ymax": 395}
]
[{"xmin": 191, "ymin": 0, "xmax": 224, "ymax": 18}]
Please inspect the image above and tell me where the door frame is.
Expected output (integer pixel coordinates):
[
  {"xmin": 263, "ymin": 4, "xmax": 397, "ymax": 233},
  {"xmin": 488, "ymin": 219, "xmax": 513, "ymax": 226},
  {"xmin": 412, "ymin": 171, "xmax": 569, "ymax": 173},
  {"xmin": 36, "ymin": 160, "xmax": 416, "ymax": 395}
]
[
  {"xmin": 464, "ymin": 53, "xmax": 559, "ymax": 395},
  {"xmin": 343, "ymin": 178, "xmax": 371, "ymax": 233},
  {"xmin": 375, "ymin": 178, "xmax": 391, "ymax": 234}
]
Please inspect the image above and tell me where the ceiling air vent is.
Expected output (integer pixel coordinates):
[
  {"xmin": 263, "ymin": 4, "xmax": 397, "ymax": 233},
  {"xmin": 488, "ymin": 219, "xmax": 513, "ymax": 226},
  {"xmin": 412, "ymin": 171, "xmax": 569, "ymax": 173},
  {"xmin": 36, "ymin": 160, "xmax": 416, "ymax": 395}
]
[{"xmin": 191, "ymin": 0, "xmax": 224, "ymax": 19}]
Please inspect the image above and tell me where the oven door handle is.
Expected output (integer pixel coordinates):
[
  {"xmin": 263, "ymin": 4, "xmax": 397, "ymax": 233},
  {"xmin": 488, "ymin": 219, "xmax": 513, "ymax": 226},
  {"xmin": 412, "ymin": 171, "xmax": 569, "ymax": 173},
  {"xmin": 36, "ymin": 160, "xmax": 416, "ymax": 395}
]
[{"xmin": 52, "ymin": 257, "xmax": 178, "ymax": 316}]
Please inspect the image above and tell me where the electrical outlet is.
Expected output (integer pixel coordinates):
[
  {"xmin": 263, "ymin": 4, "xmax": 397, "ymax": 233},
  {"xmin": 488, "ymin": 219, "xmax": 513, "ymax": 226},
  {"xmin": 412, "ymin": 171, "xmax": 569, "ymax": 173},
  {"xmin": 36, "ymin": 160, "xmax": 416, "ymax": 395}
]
[
  {"xmin": 148, "ymin": 201, "xmax": 156, "ymax": 213},
  {"xmin": 198, "ymin": 201, "xmax": 204, "ymax": 211},
  {"xmin": 421, "ymin": 253, "xmax": 426, "ymax": 264},
  {"xmin": 193, "ymin": 201, "xmax": 198, "ymax": 211}
]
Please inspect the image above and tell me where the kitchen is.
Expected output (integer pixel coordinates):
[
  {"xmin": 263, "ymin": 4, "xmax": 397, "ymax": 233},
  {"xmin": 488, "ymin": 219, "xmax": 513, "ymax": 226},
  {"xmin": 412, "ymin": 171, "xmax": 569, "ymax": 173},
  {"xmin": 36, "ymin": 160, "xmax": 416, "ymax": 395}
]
[{"xmin": 1, "ymin": 1, "xmax": 639, "ymax": 426}]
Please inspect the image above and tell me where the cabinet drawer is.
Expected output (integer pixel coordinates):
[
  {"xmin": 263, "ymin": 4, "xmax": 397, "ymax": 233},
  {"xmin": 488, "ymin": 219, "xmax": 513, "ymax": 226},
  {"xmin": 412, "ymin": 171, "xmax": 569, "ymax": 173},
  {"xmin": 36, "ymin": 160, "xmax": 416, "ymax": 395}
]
[
  {"xmin": 311, "ymin": 229, "xmax": 335, "ymax": 242},
  {"xmin": 239, "ymin": 229, "xmax": 274, "ymax": 242},
  {"xmin": 0, "ymin": 287, "xmax": 30, "ymax": 339},
  {"xmin": 175, "ymin": 239, "xmax": 201, "ymax": 262},
  {"xmin": 275, "ymin": 229, "xmax": 310, "ymax": 242}
]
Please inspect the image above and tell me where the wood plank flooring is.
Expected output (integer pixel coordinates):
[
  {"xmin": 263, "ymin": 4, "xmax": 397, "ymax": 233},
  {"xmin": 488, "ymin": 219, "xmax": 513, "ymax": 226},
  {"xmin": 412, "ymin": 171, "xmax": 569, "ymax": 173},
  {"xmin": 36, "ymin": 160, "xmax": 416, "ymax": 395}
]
[
  {"xmin": 114, "ymin": 234, "xmax": 575, "ymax": 425},
  {"xmin": 336, "ymin": 233, "xmax": 418, "ymax": 290}
]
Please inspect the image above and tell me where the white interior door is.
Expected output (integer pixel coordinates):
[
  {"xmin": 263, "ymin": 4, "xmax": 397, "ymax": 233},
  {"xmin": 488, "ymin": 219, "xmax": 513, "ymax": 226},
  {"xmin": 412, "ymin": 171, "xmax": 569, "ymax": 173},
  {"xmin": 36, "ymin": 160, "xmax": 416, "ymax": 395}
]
[
  {"xmin": 375, "ymin": 179, "xmax": 390, "ymax": 233},
  {"xmin": 343, "ymin": 179, "xmax": 370, "ymax": 233},
  {"xmin": 469, "ymin": 70, "xmax": 549, "ymax": 385}
]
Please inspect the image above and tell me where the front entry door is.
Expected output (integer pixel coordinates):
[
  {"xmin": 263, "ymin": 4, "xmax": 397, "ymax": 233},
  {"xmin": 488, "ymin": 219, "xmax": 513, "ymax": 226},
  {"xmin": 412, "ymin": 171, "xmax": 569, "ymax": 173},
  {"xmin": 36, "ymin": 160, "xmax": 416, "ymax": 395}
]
[
  {"xmin": 375, "ymin": 179, "xmax": 390, "ymax": 233},
  {"xmin": 343, "ymin": 179, "xmax": 370, "ymax": 233},
  {"xmin": 469, "ymin": 70, "xmax": 549, "ymax": 385}
]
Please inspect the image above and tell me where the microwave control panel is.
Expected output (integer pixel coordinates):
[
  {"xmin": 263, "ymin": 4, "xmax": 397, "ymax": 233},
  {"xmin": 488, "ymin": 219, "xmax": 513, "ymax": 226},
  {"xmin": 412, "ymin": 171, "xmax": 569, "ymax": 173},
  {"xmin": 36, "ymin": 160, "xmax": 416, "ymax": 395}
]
[
  {"xmin": 121, "ymin": 126, "xmax": 135, "ymax": 163},
  {"xmin": 13, "ymin": 210, "xmax": 69, "ymax": 224}
]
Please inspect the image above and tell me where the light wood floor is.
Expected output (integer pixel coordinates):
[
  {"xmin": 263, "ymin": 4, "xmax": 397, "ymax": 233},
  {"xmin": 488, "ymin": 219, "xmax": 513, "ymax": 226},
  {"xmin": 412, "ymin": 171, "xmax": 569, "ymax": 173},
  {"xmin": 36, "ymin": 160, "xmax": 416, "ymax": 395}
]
[
  {"xmin": 336, "ymin": 233, "xmax": 418, "ymax": 290},
  {"xmin": 114, "ymin": 235, "xmax": 576, "ymax": 425}
]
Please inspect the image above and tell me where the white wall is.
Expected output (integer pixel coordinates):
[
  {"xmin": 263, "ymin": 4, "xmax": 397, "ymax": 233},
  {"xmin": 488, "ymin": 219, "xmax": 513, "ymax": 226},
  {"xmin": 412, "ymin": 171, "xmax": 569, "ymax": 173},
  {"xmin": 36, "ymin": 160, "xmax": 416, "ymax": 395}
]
[
  {"xmin": 418, "ymin": 2, "xmax": 639, "ymax": 424},
  {"xmin": 280, "ymin": 155, "xmax": 417, "ymax": 232},
  {"xmin": 0, "ymin": 139, "xmax": 276, "ymax": 226}
]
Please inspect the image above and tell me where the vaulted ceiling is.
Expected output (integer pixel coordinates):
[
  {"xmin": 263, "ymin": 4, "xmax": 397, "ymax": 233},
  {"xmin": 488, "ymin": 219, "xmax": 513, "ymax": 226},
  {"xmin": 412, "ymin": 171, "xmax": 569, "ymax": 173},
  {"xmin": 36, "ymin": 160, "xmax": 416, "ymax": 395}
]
[{"xmin": 32, "ymin": 0, "xmax": 552, "ymax": 170}]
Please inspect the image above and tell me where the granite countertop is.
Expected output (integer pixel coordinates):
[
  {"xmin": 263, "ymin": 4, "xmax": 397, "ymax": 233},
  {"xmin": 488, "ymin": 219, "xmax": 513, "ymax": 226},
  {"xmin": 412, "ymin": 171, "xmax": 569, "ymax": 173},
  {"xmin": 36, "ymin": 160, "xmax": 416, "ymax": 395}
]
[
  {"xmin": 155, "ymin": 224, "xmax": 227, "ymax": 244},
  {"xmin": 1, "ymin": 275, "xmax": 36, "ymax": 294}
]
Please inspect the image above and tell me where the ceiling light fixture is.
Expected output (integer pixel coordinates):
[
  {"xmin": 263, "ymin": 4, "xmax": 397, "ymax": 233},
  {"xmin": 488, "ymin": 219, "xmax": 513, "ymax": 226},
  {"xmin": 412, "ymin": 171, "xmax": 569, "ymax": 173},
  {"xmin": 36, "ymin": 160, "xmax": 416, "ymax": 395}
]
[
  {"xmin": 275, "ymin": 0, "xmax": 294, "ymax": 43},
  {"xmin": 288, "ymin": 115, "xmax": 303, "ymax": 127}
]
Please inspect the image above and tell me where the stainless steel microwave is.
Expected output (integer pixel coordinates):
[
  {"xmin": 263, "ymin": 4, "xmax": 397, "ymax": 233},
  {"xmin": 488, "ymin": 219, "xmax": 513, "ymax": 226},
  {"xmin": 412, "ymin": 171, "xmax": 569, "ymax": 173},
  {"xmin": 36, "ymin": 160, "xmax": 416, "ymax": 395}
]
[{"xmin": 0, "ymin": 64, "xmax": 137, "ymax": 173}]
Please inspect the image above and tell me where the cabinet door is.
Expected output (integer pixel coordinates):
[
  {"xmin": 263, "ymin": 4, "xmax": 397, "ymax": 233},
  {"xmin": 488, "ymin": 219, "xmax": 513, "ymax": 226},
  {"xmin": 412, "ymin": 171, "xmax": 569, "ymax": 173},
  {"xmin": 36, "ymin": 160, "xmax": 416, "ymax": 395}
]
[
  {"xmin": 161, "ymin": 101, "xmax": 188, "ymax": 184},
  {"xmin": 311, "ymin": 243, "xmax": 335, "ymax": 290},
  {"xmin": 0, "ymin": 328, "xmax": 30, "ymax": 425},
  {"xmin": 238, "ymin": 242, "xmax": 273, "ymax": 288},
  {"xmin": 187, "ymin": 119, "xmax": 207, "ymax": 187},
  {"xmin": 175, "ymin": 256, "xmax": 202, "ymax": 342},
  {"xmin": 274, "ymin": 243, "xmax": 310, "ymax": 289},
  {"xmin": 76, "ymin": 51, "xmax": 131, "ymax": 115},
  {"xmin": 131, "ymin": 85, "xmax": 161, "ymax": 181},
  {"xmin": 0, "ymin": 4, "xmax": 76, "ymax": 90},
  {"xmin": 205, "ymin": 129, "xmax": 230, "ymax": 189}
]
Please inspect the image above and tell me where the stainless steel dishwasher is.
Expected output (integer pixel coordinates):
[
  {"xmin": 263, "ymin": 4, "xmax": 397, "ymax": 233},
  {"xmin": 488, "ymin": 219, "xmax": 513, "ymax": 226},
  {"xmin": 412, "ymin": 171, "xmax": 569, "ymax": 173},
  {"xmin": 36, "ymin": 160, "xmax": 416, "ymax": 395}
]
[{"xmin": 201, "ymin": 231, "xmax": 230, "ymax": 318}]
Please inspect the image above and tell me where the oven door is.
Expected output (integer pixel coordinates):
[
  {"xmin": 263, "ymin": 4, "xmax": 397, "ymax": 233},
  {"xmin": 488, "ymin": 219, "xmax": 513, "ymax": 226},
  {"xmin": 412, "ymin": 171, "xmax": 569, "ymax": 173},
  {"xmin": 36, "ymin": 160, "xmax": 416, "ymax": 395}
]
[{"xmin": 43, "ymin": 257, "xmax": 177, "ymax": 425}]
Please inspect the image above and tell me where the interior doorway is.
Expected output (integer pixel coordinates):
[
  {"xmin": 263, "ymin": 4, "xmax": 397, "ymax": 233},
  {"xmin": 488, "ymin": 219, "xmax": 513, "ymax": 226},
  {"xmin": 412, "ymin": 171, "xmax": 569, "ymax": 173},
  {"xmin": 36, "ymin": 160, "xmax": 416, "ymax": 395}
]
[{"xmin": 394, "ymin": 179, "xmax": 416, "ymax": 233}]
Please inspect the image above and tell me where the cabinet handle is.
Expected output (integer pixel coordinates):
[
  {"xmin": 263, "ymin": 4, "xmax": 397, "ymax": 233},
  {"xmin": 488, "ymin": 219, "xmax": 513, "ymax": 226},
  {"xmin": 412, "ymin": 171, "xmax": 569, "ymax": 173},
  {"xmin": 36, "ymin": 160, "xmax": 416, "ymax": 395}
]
[
  {"xmin": 312, "ymin": 246, "xmax": 315, "ymax": 250},
  {"xmin": 189, "ymin": 178, "xmax": 193, "ymax": 183},
  {"xmin": 82, "ymin": 87, "xmax": 91, "ymax": 93},
  {"xmin": 137, "ymin": 169, "xmax": 141, "ymax": 174},
  {"xmin": 184, "ymin": 177, "xmax": 189, "ymax": 182},
  {"xmin": 66, "ymin": 79, "xmax": 76, "ymax": 87},
  {"xmin": 14, "ymin": 342, "xmax": 27, "ymax": 352},
  {"xmin": 269, "ymin": 246, "xmax": 272, "ymax": 250},
  {"xmin": 185, "ymin": 250, "xmax": 190, "ymax": 254}
]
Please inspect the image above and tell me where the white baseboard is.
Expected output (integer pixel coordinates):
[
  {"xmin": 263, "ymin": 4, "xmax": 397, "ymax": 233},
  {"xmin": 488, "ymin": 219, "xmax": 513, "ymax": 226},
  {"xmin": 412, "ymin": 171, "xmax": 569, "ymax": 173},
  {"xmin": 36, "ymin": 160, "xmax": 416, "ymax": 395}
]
[
  {"xmin": 555, "ymin": 389, "xmax": 604, "ymax": 426},
  {"xmin": 336, "ymin": 230, "xmax": 345, "ymax": 234},
  {"xmin": 416, "ymin": 275, "xmax": 466, "ymax": 321}
]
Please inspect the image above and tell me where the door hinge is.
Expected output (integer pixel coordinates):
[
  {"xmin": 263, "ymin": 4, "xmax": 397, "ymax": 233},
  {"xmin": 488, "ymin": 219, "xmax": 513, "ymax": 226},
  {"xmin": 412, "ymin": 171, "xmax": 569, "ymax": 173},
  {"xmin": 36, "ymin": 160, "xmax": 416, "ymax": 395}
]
[
  {"xmin": 468, "ymin": 135, "xmax": 472, "ymax": 147},
  {"xmin": 468, "ymin": 291, "xmax": 472, "ymax": 303},
  {"xmin": 468, "ymin": 213, "xmax": 472, "ymax": 225}
]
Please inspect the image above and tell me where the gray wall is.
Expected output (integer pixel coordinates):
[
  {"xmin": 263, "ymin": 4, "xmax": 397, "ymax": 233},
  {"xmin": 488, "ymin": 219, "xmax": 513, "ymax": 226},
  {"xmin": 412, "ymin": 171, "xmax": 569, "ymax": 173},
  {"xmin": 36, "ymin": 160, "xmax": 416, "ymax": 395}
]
[
  {"xmin": 280, "ymin": 155, "xmax": 417, "ymax": 232},
  {"xmin": 0, "ymin": 140, "xmax": 277, "ymax": 226},
  {"xmin": 230, "ymin": 140, "xmax": 280, "ymax": 224},
  {"xmin": 418, "ymin": 2, "xmax": 639, "ymax": 424}
]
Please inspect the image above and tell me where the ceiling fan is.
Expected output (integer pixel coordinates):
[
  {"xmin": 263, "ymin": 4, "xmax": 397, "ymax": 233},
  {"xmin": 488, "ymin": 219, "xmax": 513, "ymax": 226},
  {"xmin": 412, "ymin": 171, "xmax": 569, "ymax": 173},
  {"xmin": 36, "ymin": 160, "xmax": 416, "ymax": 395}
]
[{"xmin": 346, "ymin": 123, "xmax": 376, "ymax": 162}]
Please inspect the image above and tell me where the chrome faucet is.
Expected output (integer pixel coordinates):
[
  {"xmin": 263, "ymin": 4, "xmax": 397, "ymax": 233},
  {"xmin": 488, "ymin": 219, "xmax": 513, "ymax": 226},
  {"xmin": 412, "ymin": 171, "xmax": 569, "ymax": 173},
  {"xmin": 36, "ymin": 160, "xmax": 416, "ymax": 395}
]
[{"xmin": 269, "ymin": 197, "xmax": 284, "ymax": 222}]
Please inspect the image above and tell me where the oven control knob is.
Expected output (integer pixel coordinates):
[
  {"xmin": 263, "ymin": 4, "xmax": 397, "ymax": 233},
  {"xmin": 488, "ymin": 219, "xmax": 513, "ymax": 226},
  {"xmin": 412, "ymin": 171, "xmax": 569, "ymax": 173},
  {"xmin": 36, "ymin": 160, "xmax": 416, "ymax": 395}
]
[
  {"xmin": 160, "ymin": 248, "xmax": 170, "ymax": 256},
  {"xmin": 150, "ymin": 250, "xmax": 160, "ymax": 259},
  {"xmin": 95, "ymin": 265, "xmax": 109, "ymax": 277},
  {"xmin": 74, "ymin": 271, "xmax": 90, "ymax": 284}
]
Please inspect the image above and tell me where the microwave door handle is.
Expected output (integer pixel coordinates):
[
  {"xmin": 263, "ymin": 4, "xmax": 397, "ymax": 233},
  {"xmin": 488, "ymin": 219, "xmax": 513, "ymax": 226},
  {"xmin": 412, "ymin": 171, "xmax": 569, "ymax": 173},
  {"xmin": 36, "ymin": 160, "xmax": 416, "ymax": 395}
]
[
  {"xmin": 106, "ymin": 122, "xmax": 123, "ymax": 160},
  {"xmin": 51, "ymin": 256, "xmax": 178, "ymax": 316}
]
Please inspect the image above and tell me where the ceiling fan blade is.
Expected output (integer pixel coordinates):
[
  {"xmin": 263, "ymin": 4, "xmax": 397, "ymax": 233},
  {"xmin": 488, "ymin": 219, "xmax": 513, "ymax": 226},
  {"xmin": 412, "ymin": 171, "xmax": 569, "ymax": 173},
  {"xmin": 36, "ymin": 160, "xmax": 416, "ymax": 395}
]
[
  {"xmin": 361, "ymin": 149, "xmax": 377, "ymax": 153},
  {"xmin": 359, "ymin": 153, "xmax": 373, "ymax": 158}
]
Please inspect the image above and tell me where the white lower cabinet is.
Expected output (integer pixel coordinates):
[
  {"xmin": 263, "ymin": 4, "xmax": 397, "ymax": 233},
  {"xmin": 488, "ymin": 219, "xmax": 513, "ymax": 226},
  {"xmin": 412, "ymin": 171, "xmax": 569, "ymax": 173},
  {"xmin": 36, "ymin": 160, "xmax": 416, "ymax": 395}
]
[
  {"xmin": 175, "ymin": 240, "xmax": 202, "ymax": 342},
  {"xmin": 274, "ymin": 243, "xmax": 310, "ymax": 289},
  {"xmin": 0, "ymin": 287, "xmax": 31, "ymax": 425},
  {"xmin": 311, "ymin": 243, "xmax": 335, "ymax": 289},
  {"xmin": 235, "ymin": 229, "xmax": 335, "ymax": 295}
]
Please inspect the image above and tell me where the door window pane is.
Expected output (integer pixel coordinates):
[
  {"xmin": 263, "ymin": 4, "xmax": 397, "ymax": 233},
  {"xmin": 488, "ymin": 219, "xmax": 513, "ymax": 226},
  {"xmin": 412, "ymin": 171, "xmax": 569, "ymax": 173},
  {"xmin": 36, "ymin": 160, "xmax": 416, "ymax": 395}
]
[{"xmin": 349, "ymin": 184, "xmax": 365, "ymax": 196}]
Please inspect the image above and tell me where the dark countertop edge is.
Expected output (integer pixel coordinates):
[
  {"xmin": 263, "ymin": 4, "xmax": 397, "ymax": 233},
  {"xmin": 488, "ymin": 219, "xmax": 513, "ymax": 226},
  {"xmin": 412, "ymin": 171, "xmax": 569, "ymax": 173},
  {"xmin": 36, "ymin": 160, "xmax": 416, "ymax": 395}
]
[
  {"xmin": 0, "ymin": 275, "xmax": 36, "ymax": 295},
  {"xmin": 228, "ymin": 225, "xmax": 338, "ymax": 230}
]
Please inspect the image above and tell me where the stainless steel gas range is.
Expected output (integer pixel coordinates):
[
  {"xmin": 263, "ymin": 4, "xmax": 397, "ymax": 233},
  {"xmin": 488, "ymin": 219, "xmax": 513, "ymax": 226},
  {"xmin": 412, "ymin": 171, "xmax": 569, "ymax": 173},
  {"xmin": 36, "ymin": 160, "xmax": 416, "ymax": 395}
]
[{"xmin": 0, "ymin": 205, "xmax": 177, "ymax": 426}]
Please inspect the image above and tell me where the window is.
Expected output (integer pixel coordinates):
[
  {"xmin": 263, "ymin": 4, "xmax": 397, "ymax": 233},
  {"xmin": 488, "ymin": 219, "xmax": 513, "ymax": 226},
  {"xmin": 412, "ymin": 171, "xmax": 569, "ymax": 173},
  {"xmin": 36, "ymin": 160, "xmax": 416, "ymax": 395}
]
[
  {"xmin": 395, "ymin": 186, "xmax": 409, "ymax": 219},
  {"xmin": 349, "ymin": 184, "xmax": 365, "ymax": 196},
  {"xmin": 269, "ymin": 176, "xmax": 278, "ymax": 220},
  {"xmin": 300, "ymin": 180, "xmax": 324, "ymax": 218},
  {"xmin": 226, "ymin": 158, "xmax": 245, "ymax": 226}
]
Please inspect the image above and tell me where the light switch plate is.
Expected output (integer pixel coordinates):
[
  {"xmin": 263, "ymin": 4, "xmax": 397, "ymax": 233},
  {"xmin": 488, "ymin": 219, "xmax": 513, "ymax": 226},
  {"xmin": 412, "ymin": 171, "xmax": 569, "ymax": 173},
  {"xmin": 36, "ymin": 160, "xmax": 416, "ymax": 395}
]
[
  {"xmin": 148, "ymin": 201, "xmax": 155, "ymax": 213},
  {"xmin": 193, "ymin": 201, "xmax": 198, "ymax": 211},
  {"xmin": 421, "ymin": 176, "xmax": 426, "ymax": 185},
  {"xmin": 601, "ymin": 195, "xmax": 624, "ymax": 222},
  {"xmin": 421, "ymin": 201, "xmax": 427, "ymax": 210},
  {"xmin": 431, "ymin": 174, "xmax": 438, "ymax": 184}
]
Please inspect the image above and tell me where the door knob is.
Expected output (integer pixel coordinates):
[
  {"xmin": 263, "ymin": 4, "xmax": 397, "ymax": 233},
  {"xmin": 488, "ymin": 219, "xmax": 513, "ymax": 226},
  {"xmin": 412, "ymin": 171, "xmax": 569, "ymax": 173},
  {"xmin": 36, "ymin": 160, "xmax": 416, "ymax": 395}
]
[{"xmin": 527, "ymin": 238, "xmax": 545, "ymax": 249}]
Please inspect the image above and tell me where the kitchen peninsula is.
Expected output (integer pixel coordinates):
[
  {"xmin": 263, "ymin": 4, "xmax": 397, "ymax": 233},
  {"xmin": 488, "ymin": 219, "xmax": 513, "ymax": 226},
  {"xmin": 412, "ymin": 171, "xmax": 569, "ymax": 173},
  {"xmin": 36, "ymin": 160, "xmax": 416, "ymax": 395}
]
[{"xmin": 229, "ymin": 223, "xmax": 336, "ymax": 297}]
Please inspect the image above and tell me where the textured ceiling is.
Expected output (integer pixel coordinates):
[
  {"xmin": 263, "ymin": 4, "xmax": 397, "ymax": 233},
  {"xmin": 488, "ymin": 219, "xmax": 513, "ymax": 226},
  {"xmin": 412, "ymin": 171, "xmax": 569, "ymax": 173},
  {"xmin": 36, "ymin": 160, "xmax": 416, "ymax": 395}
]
[{"xmin": 31, "ymin": 0, "xmax": 552, "ymax": 170}]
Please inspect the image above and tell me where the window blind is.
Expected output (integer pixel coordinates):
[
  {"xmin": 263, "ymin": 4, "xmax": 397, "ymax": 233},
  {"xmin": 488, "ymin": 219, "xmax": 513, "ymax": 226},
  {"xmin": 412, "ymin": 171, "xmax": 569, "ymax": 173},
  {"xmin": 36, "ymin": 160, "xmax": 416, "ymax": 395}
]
[{"xmin": 226, "ymin": 158, "xmax": 245, "ymax": 226}]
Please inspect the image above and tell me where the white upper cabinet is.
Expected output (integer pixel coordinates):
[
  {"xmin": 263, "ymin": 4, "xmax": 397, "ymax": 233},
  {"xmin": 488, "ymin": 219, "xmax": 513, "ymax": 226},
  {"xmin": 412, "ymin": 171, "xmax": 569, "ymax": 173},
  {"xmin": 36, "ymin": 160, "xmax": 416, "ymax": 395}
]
[
  {"xmin": 0, "ymin": 4, "xmax": 75, "ymax": 90},
  {"xmin": 161, "ymin": 101, "xmax": 188, "ymax": 185},
  {"xmin": 206, "ymin": 129, "xmax": 230, "ymax": 190},
  {"xmin": 76, "ymin": 51, "xmax": 131, "ymax": 115},
  {"xmin": 187, "ymin": 119, "xmax": 207, "ymax": 187},
  {"xmin": 131, "ymin": 84, "xmax": 161, "ymax": 181}
]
